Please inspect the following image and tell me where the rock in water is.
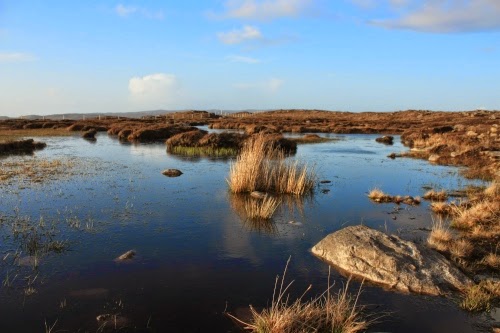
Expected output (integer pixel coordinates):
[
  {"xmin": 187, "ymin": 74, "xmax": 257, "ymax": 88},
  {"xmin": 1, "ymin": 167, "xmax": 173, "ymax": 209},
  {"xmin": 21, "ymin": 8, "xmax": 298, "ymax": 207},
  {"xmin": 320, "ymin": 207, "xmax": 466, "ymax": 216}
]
[
  {"xmin": 250, "ymin": 191, "xmax": 267, "ymax": 199},
  {"xmin": 115, "ymin": 250, "xmax": 135, "ymax": 261},
  {"xmin": 311, "ymin": 225, "xmax": 471, "ymax": 296},
  {"xmin": 162, "ymin": 169, "xmax": 183, "ymax": 177},
  {"xmin": 375, "ymin": 135, "xmax": 394, "ymax": 144}
]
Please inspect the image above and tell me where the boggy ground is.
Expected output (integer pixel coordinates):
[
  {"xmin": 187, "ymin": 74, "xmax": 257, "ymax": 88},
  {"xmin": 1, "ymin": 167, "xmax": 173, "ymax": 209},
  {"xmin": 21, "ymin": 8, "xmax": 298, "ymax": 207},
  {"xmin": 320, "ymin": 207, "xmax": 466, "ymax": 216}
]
[{"xmin": 1, "ymin": 109, "xmax": 499, "ymax": 316}]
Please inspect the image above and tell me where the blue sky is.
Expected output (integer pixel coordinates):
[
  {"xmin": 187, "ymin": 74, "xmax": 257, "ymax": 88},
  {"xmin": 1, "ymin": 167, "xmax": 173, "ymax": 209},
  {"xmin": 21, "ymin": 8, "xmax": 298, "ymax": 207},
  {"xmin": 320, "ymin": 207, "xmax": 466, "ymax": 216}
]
[{"xmin": 1, "ymin": 0, "xmax": 499, "ymax": 116}]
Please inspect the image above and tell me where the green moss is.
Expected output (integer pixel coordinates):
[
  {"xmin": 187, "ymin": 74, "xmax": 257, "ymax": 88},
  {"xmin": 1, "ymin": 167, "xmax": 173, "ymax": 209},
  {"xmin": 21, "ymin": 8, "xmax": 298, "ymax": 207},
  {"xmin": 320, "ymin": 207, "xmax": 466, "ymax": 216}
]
[{"xmin": 168, "ymin": 146, "xmax": 239, "ymax": 157}]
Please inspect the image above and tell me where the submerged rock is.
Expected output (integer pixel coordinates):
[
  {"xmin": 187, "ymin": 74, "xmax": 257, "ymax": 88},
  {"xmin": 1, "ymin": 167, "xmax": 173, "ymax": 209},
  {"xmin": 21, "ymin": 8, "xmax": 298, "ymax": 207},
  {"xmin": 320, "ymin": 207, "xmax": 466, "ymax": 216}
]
[
  {"xmin": 162, "ymin": 169, "xmax": 183, "ymax": 177},
  {"xmin": 115, "ymin": 250, "xmax": 136, "ymax": 261},
  {"xmin": 375, "ymin": 135, "xmax": 394, "ymax": 144},
  {"xmin": 312, "ymin": 225, "xmax": 472, "ymax": 296},
  {"xmin": 250, "ymin": 191, "xmax": 267, "ymax": 199}
]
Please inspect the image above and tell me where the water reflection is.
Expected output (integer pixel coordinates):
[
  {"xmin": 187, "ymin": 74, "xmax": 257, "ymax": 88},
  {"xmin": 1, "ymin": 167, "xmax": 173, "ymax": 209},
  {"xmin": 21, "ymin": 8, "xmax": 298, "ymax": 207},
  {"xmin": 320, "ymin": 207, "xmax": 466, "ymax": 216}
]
[
  {"xmin": 228, "ymin": 193, "xmax": 316, "ymax": 235},
  {"xmin": 228, "ymin": 193, "xmax": 278, "ymax": 234}
]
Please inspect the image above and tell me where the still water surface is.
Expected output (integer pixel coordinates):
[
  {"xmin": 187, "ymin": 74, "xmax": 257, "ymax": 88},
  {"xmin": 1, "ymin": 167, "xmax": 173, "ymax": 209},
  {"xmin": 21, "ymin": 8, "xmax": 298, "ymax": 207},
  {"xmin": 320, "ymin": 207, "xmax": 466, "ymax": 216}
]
[{"xmin": 0, "ymin": 132, "xmax": 490, "ymax": 332}]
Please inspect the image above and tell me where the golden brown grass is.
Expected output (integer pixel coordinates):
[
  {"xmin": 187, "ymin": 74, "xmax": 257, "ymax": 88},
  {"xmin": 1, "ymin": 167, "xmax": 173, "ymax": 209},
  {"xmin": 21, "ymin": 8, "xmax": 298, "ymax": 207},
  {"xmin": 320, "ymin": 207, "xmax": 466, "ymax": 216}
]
[
  {"xmin": 484, "ymin": 181, "xmax": 500, "ymax": 198},
  {"xmin": 482, "ymin": 253, "xmax": 500, "ymax": 269},
  {"xmin": 449, "ymin": 239, "xmax": 474, "ymax": 258},
  {"xmin": 228, "ymin": 259, "xmax": 370, "ymax": 333},
  {"xmin": 451, "ymin": 200, "xmax": 499, "ymax": 230},
  {"xmin": 460, "ymin": 281, "xmax": 499, "ymax": 312},
  {"xmin": 427, "ymin": 218, "xmax": 452, "ymax": 252},
  {"xmin": 367, "ymin": 188, "xmax": 392, "ymax": 203},
  {"xmin": 423, "ymin": 190, "xmax": 448, "ymax": 201},
  {"xmin": 430, "ymin": 202, "xmax": 452, "ymax": 215},
  {"xmin": 0, "ymin": 128, "xmax": 72, "ymax": 142},
  {"xmin": 0, "ymin": 158, "xmax": 75, "ymax": 184},
  {"xmin": 244, "ymin": 196, "xmax": 281, "ymax": 220},
  {"xmin": 227, "ymin": 134, "xmax": 315, "ymax": 195}
]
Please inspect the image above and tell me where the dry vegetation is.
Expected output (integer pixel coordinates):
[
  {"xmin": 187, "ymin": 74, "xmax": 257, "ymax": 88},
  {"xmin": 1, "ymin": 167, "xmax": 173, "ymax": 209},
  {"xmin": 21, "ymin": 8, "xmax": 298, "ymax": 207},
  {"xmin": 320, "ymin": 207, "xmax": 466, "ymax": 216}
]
[
  {"xmin": 228, "ymin": 260, "xmax": 370, "ymax": 333},
  {"xmin": 367, "ymin": 188, "xmax": 421, "ymax": 205},
  {"xmin": 422, "ymin": 190, "xmax": 448, "ymax": 201},
  {"xmin": 227, "ymin": 134, "xmax": 315, "ymax": 196},
  {"xmin": 0, "ymin": 158, "xmax": 76, "ymax": 184}
]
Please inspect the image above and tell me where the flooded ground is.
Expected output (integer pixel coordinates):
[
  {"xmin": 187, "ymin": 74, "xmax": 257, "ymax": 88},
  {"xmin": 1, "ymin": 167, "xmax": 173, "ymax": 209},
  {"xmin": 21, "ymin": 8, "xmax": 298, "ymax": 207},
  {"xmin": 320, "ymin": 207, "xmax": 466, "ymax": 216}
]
[{"xmin": 0, "ymin": 132, "xmax": 492, "ymax": 332}]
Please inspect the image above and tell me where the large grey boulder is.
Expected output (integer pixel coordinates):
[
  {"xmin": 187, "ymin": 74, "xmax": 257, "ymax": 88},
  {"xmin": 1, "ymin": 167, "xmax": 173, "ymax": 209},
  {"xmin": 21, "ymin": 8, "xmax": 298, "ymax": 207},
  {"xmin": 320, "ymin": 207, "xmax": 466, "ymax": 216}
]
[{"xmin": 311, "ymin": 225, "xmax": 472, "ymax": 296}]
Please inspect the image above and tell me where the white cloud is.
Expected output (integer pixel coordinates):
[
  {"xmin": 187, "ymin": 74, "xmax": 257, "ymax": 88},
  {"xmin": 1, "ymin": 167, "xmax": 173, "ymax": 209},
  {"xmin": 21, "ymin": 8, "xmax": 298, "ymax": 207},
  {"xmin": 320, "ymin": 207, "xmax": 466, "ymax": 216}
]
[
  {"xmin": 128, "ymin": 73, "xmax": 179, "ymax": 106},
  {"xmin": 0, "ymin": 52, "xmax": 37, "ymax": 63},
  {"xmin": 226, "ymin": 55, "xmax": 261, "ymax": 63},
  {"xmin": 370, "ymin": 0, "xmax": 500, "ymax": 33},
  {"xmin": 115, "ymin": 3, "xmax": 164, "ymax": 19},
  {"xmin": 221, "ymin": 0, "xmax": 312, "ymax": 20},
  {"xmin": 218, "ymin": 25, "xmax": 263, "ymax": 44}
]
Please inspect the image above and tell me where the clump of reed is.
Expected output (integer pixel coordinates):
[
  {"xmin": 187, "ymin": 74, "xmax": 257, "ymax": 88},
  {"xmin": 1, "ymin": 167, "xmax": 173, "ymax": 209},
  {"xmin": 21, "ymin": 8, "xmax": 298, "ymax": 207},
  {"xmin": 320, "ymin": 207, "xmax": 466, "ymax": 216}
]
[
  {"xmin": 367, "ymin": 188, "xmax": 392, "ymax": 203},
  {"xmin": 367, "ymin": 189, "xmax": 420, "ymax": 205},
  {"xmin": 460, "ymin": 280, "xmax": 499, "ymax": 312},
  {"xmin": 430, "ymin": 201, "xmax": 453, "ymax": 215},
  {"xmin": 451, "ymin": 200, "xmax": 499, "ymax": 230},
  {"xmin": 482, "ymin": 253, "xmax": 500, "ymax": 269},
  {"xmin": 423, "ymin": 190, "xmax": 448, "ymax": 201},
  {"xmin": 427, "ymin": 218, "xmax": 452, "ymax": 252},
  {"xmin": 227, "ymin": 134, "xmax": 315, "ymax": 196},
  {"xmin": 229, "ymin": 194, "xmax": 280, "ymax": 233},
  {"xmin": 228, "ymin": 259, "xmax": 370, "ymax": 333},
  {"xmin": 244, "ymin": 196, "xmax": 281, "ymax": 220}
]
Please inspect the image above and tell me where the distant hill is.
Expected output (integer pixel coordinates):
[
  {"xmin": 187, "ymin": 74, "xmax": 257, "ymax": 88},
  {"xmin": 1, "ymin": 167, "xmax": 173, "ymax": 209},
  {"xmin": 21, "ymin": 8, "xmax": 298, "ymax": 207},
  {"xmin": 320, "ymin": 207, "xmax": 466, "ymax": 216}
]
[{"xmin": 5, "ymin": 109, "xmax": 262, "ymax": 120}]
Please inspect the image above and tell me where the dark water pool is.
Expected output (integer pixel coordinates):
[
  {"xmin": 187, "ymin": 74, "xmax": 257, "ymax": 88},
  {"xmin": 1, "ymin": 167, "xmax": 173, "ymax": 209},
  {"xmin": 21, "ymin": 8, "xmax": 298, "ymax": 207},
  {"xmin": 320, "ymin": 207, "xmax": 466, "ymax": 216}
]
[{"xmin": 0, "ymin": 132, "xmax": 492, "ymax": 332}]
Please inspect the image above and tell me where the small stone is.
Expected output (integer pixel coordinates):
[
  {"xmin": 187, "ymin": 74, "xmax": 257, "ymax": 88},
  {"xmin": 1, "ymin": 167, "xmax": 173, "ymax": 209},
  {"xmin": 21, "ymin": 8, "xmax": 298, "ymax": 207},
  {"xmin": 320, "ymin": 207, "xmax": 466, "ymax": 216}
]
[
  {"xmin": 375, "ymin": 136, "xmax": 394, "ymax": 144},
  {"xmin": 428, "ymin": 154, "xmax": 440, "ymax": 163},
  {"xmin": 162, "ymin": 169, "xmax": 183, "ymax": 177}
]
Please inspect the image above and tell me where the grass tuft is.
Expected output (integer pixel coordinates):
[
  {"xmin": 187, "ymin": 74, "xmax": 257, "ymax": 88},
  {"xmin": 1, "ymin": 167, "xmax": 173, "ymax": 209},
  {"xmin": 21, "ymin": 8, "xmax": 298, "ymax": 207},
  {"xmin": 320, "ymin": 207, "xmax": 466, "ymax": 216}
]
[
  {"xmin": 423, "ymin": 190, "xmax": 448, "ymax": 201},
  {"xmin": 427, "ymin": 218, "xmax": 452, "ymax": 252},
  {"xmin": 367, "ymin": 188, "xmax": 392, "ymax": 203},
  {"xmin": 244, "ymin": 196, "xmax": 281, "ymax": 220},
  {"xmin": 227, "ymin": 258, "xmax": 370, "ymax": 333},
  {"xmin": 460, "ymin": 281, "xmax": 499, "ymax": 312},
  {"xmin": 227, "ymin": 134, "xmax": 315, "ymax": 195}
]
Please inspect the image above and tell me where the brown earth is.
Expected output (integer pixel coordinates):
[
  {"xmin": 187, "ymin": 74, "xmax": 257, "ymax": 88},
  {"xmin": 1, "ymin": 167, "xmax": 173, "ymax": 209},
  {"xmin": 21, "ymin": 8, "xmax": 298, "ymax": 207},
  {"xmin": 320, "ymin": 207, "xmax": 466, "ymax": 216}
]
[{"xmin": 0, "ymin": 139, "xmax": 46, "ymax": 155}]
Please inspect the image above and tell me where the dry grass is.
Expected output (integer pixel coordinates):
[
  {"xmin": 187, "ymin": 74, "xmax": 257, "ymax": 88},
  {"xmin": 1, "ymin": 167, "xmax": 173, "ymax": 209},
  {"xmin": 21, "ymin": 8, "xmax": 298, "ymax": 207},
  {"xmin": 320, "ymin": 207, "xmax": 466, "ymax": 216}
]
[
  {"xmin": 451, "ymin": 200, "xmax": 499, "ymax": 230},
  {"xmin": 423, "ymin": 190, "xmax": 448, "ymax": 201},
  {"xmin": 449, "ymin": 239, "xmax": 474, "ymax": 258},
  {"xmin": 484, "ymin": 181, "xmax": 500, "ymax": 198},
  {"xmin": 430, "ymin": 202, "xmax": 452, "ymax": 215},
  {"xmin": 244, "ymin": 196, "xmax": 281, "ymax": 220},
  {"xmin": 460, "ymin": 281, "xmax": 499, "ymax": 312},
  {"xmin": 482, "ymin": 253, "xmax": 500, "ymax": 269},
  {"xmin": 228, "ymin": 259, "xmax": 370, "ymax": 333},
  {"xmin": 0, "ymin": 158, "xmax": 75, "ymax": 184},
  {"xmin": 0, "ymin": 128, "xmax": 72, "ymax": 142},
  {"xmin": 227, "ymin": 134, "xmax": 315, "ymax": 195},
  {"xmin": 367, "ymin": 188, "xmax": 392, "ymax": 203},
  {"xmin": 427, "ymin": 218, "xmax": 452, "ymax": 252}
]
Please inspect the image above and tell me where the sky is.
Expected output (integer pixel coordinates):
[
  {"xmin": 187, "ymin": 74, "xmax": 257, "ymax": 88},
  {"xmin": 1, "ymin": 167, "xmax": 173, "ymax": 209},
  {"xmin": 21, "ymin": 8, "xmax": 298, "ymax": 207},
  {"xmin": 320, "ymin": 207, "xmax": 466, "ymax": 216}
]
[{"xmin": 0, "ymin": 0, "xmax": 499, "ymax": 117}]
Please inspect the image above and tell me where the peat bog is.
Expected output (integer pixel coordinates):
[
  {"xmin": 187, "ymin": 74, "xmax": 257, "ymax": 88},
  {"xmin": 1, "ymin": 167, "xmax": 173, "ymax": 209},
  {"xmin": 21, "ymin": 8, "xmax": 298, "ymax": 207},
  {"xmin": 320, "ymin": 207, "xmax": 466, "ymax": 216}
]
[{"xmin": 0, "ymin": 110, "xmax": 498, "ymax": 332}]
